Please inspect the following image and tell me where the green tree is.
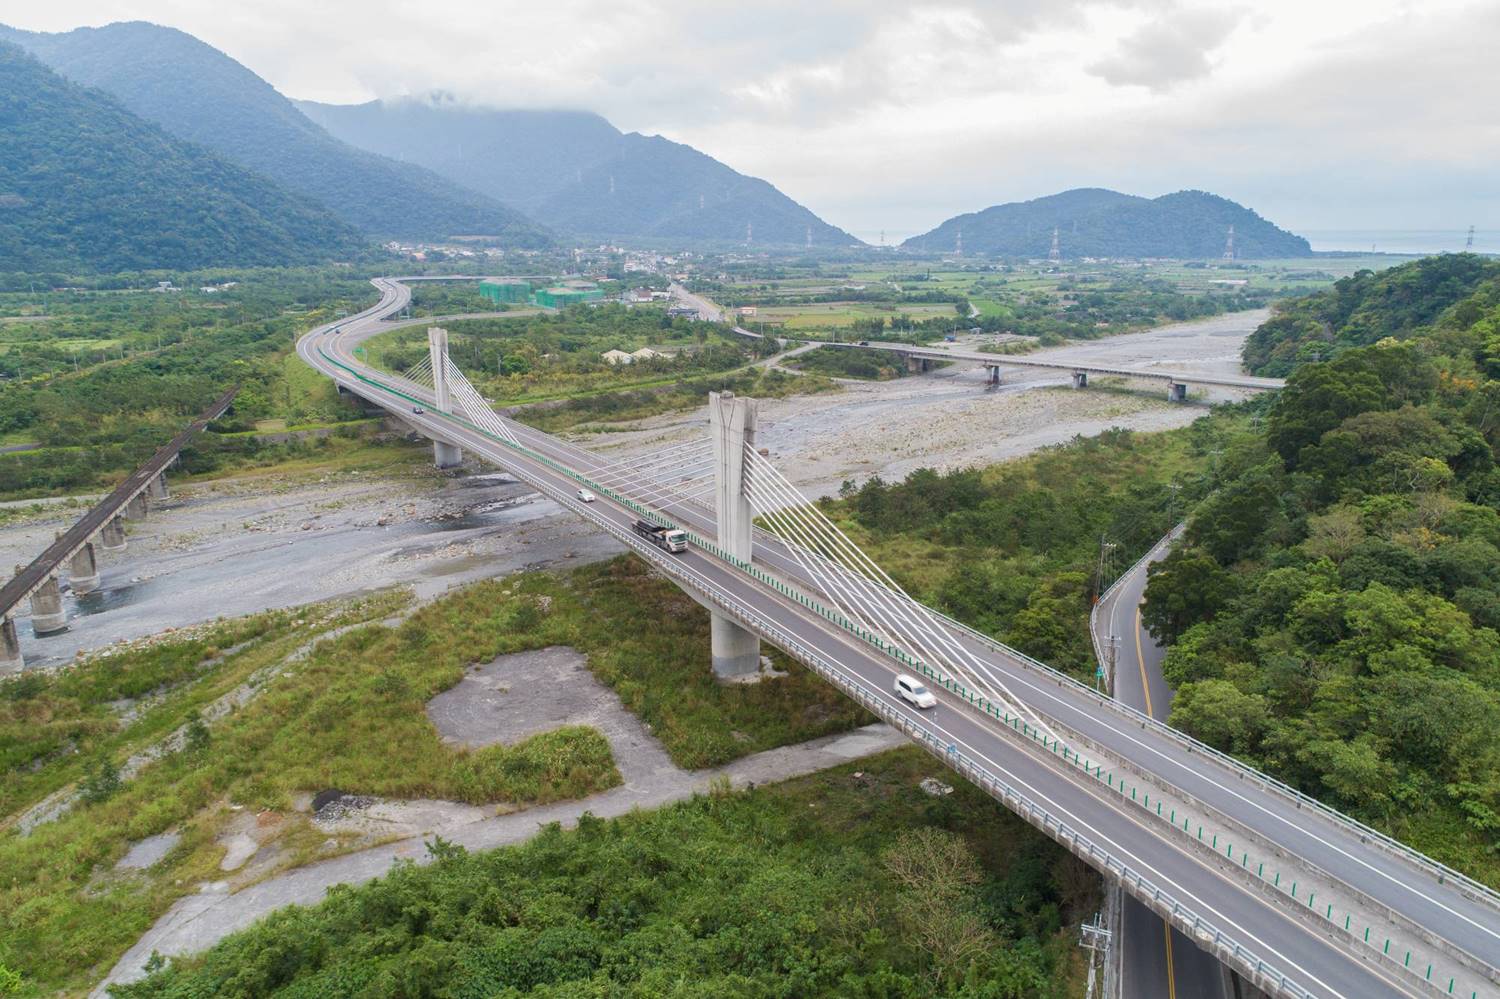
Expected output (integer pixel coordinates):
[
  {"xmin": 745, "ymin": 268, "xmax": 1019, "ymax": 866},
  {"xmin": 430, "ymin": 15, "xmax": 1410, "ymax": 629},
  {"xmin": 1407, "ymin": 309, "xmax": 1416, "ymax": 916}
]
[{"xmin": 1141, "ymin": 548, "xmax": 1238, "ymax": 643}]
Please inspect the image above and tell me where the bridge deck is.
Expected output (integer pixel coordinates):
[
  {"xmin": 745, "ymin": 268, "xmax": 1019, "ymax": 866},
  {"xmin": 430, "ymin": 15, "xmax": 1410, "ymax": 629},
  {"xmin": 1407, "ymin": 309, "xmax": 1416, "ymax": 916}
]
[
  {"xmin": 298, "ymin": 280, "xmax": 1497, "ymax": 998},
  {"xmin": 0, "ymin": 385, "xmax": 238, "ymax": 618}
]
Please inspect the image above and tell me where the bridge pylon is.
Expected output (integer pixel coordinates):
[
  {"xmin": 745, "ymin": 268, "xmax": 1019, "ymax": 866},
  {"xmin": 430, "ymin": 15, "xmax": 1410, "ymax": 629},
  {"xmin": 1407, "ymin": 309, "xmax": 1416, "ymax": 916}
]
[
  {"xmin": 427, "ymin": 327, "xmax": 463, "ymax": 469},
  {"xmin": 708, "ymin": 391, "xmax": 761, "ymax": 679}
]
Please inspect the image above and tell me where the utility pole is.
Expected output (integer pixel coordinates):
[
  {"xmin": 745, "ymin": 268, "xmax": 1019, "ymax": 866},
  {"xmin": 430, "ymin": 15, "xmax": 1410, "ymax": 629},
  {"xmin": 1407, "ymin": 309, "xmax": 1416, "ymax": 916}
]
[{"xmin": 1093, "ymin": 534, "xmax": 1117, "ymax": 603}]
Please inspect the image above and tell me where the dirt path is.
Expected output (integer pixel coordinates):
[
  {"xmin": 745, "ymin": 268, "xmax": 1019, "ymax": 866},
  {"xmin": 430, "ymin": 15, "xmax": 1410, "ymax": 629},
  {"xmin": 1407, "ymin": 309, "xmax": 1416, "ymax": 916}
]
[{"xmin": 95, "ymin": 722, "xmax": 906, "ymax": 995}]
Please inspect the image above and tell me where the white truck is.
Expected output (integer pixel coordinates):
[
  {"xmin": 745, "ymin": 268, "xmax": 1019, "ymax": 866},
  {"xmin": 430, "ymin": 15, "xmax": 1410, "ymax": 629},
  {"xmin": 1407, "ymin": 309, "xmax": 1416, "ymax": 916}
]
[{"xmin": 633, "ymin": 519, "xmax": 688, "ymax": 554}]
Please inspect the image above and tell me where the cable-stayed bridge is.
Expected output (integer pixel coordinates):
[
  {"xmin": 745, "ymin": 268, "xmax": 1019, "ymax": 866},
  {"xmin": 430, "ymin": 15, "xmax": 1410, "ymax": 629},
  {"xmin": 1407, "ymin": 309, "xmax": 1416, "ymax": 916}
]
[{"xmin": 298, "ymin": 278, "xmax": 1499, "ymax": 999}]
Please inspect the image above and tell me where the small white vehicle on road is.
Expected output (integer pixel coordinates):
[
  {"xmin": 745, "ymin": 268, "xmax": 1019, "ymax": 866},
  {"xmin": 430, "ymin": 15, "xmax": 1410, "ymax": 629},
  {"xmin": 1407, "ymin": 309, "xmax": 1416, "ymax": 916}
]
[
  {"xmin": 576, "ymin": 488, "xmax": 597, "ymax": 503},
  {"xmin": 893, "ymin": 674, "xmax": 937, "ymax": 709}
]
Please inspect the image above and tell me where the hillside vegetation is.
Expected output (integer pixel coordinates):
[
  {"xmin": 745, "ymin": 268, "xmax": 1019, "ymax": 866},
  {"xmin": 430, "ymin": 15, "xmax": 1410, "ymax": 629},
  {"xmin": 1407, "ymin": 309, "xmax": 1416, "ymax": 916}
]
[
  {"xmin": 904, "ymin": 188, "xmax": 1311, "ymax": 259},
  {"xmin": 1145, "ymin": 256, "xmax": 1500, "ymax": 883},
  {"xmin": 1242, "ymin": 253, "xmax": 1500, "ymax": 375},
  {"xmin": 0, "ymin": 43, "xmax": 361, "ymax": 274},
  {"xmin": 0, "ymin": 22, "xmax": 550, "ymax": 245}
]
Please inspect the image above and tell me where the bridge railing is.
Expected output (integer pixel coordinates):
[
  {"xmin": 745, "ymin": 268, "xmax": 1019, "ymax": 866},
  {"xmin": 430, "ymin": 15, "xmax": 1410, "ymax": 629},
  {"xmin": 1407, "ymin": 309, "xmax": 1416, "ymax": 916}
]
[
  {"xmin": 316, "ymin": 319, "xmax": 1493, "ymax": 995},
  {"xmin": 320, "ymin": 322, "xmax": 1500, "ymax": 921},
  {"xmin": 313, "ymin": 295, "xmax": 1488, "ymax": 912}
]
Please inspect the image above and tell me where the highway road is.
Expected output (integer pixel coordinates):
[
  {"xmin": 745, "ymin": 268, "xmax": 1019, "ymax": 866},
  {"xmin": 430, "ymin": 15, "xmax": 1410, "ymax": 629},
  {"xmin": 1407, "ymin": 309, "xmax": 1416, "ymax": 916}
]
[
  {"xmin": 301, "ymin": 279, "xmax": 1500, "ymax": 999},
  {"xmin": 1096, "ymin": 526, "xmax": 1228, "ymax": 999}
]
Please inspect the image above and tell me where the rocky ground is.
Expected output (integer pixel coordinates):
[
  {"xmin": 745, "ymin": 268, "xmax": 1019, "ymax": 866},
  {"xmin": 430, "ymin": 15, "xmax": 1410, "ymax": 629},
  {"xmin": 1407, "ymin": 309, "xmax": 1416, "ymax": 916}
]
[
  {"xmin": 568, "ymin": 309, "xmax": 1271, "ymax": 497},
  {"xmin": 0, "ymin": 309, "xmax": 1269, "ymax": 672}
]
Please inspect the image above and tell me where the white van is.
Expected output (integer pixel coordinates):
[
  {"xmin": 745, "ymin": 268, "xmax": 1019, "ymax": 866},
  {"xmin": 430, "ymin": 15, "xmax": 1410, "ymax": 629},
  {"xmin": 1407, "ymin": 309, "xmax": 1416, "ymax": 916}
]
[{"xmin": 893, "ymin": 674, "xmax": 937, "ymax": 709}]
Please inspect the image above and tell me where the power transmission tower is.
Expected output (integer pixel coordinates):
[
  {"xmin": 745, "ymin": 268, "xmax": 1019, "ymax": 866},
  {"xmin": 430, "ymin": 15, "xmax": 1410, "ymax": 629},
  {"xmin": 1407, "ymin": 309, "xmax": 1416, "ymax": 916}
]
[
  {"xmin": 1467, "ymin": 225, "xmax": 1476, "ymax": 251},
  {"xmin": 955, "ymin": 226, "xmax": 963, "ymax": 257},
  {"xmin": 608, "ymin": 175, "xmax": 615, "ymax": 195},
  {"xmin": 1049, "ymin": 227, "xmax": 1061, "ymax": 263},
  {"xmin": 806, "ymin": 226, "xmax": 812, "ymax": 250},
  {"xmin": 1223, "ymin": 224, "xmax": 1235, "ymax": 260},
  {"xmin": 745, "ymin": 222, "xmax": 753, "ymax": 246}
]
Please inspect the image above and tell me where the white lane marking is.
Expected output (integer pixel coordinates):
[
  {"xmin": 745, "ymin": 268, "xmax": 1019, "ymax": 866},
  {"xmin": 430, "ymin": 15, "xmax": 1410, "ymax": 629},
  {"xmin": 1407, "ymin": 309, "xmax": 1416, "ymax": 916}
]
[{"xmin": 314, "ymin": 288, "xmax": 1498, "ymax": 955}]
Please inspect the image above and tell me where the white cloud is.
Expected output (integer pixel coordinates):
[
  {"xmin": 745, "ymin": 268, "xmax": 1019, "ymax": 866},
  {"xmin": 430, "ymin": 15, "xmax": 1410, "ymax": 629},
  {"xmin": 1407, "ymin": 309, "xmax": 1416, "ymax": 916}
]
[{"xmin": 0, "ymin": 0, "xmax": 1494, "ymax": 237}]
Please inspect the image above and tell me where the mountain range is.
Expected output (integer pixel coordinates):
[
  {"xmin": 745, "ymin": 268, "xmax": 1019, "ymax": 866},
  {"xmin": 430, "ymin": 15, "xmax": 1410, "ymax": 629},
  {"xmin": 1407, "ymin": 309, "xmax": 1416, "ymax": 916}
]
[
  {"xmin": 297, "ymin": 96, "xmax": 862, "ymax": 248},
  {"xmin": 903, "ymin": 188, "xmax": 1312, "ymax": 259},
  {"xmin": 0, "ymin": 41, "xmax": 361, "ymax": 273},
  {"xmin": 0, "ymin": 21, "xmax": 550, "ymax": 246}
]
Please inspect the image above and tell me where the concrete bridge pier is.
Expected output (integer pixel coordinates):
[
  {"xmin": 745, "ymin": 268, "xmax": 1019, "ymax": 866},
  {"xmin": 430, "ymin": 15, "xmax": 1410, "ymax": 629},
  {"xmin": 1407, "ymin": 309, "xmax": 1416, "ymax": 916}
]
[
  {"xmin": 0, "ymin": 615, "xmax": 22, "ymax": 671},
  {"xmin": 708, "ymin": 391, "xmax": 761, "ymax": 680},
  {"xmin": 905, "ymin": 355, "xmax": 930, "ymax": 375},
  {"xmin": 29, "ymin": 574, "xmax": 66, "ymax": 635},
  {"xmin": 68, "ymin": 541, "xmax": 100, "ymax": 595},
  {"xmin": 428, "ymin": 326, "xmax": 464, "ymax": 469},
  {"xmin": 148, "ymin": 471, "xmax": 169, "ymax": 501},
  {"xmin": 1071, "ymin": 371, "xmax": 1088, "ymax": 389},
  {"xmin": 1167, "ymin": 381, "xmax": 1188, "ymax": 403},
  {"xmin": 984, "ymin": 364, "xmax": 1002, "ymax": 386},
  {"xmin": 125, "ymin": 492, "xmax": 149, "ymax": 519},
  {"xmin": 99, "ymin": 514, "xmax": 127, "ymax": 554}
]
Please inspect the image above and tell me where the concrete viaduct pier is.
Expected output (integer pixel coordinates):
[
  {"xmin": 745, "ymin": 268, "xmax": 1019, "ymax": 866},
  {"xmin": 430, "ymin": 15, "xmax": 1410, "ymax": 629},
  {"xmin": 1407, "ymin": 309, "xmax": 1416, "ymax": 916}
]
[
  {"xmin": 707, "ymin": 391, "xmax": 761, "ymax": 679},
  {"xmin": 427, "ymin": 327, "xmax": 463, "ymax": 469},
  {"xmin": 0, "ymin": 385, "xmax": 238, "ymax": 671}
]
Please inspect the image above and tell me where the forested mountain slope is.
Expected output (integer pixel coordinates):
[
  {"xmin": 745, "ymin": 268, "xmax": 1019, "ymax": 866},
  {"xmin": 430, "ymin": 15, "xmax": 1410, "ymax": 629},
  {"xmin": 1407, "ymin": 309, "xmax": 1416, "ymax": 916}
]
[
  {"xmin": 298, "ymin": 96, "xmax": 861, "ymax": 247},
  {"xmin": 904, "ymin": 188, "xmax": 1311, "ymax": 259},
  {"xmin": 1243, "ymin": 253, "xmax": 1500, "ymax": 375},
  {"xmin": 0, "ymin": 42, "xmax": 361, "ymax": 273},
  {"xmin": 0, "ymin": 22, "xmax": 550, "ymax": 245},
  {"xmin": 1145, "ymin": 256, "xmax": 1500, "ymax": 882}
]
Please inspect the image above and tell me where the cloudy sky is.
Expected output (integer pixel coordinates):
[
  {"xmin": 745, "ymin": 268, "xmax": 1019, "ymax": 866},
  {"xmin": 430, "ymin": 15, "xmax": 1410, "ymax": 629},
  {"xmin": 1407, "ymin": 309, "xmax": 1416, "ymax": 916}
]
[{"xmin": 2, "ymin": 0, "xmax": 1496, "ymax": 243}]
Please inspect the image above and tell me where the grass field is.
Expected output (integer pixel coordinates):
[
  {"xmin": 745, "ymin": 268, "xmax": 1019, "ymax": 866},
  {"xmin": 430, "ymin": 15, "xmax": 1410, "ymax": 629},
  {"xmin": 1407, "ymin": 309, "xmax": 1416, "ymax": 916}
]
[
  {"xmin": 113, "ymin": 748, "xmax": 1095, "ymax": 998},
  {"xmin": 0, "ymin": 555, "xmax": 871, "ymax": 994},
  {"xmin": 751, "ymin": 301, "xmax": 959, "ymax": 329}
]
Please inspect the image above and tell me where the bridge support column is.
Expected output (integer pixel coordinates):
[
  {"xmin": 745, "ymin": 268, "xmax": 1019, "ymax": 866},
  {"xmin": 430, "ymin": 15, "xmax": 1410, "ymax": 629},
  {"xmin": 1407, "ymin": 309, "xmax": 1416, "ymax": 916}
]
[
  {"xmin": 1166, "ymin": 381, "xmax": 1187, "ymax": 403},
  {"xmin": 29, "ymin": 574, "xmax": 66, "ymax": 635},
  {"xmin": 125, "ymin": 492, "xmax": 149, "ymax": 520},
  {"xmin": 99, "ymin": 514, "xmax": 127, "ymax": 554},
  {"xmin": 985, "ymin": 364, "xmax": 1002, "ymax": 386},
  {"xmin": 1071, "ymin": 371, "xmax": 1088, "ymax": 389},
  {"xmin": 708, "ymin": 391, "xmax": 761, "ymax": 680},
  {"xmin": 905, "ymin": 355, "xmax": 929, "ymax": 375},
  {"xmin": 148, "ymin": 471, "xmax": 169, "ymax": 500},
  {"xmin": 0, "ymin": 615, "xmax": 21, "ymax": 671},
  {"xmin": 68, "ymin": 541, "xmax": 100, "ymax": 595},
  {"xmin": 428, "ymin": 326, "xmax": 463, "ymax": 469}
]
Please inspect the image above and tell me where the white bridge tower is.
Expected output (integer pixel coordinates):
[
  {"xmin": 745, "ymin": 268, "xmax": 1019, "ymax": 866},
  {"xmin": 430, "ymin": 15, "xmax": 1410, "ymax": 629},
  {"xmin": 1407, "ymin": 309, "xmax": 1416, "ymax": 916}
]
[{"xmin": 708, "ymin": 391, "xmax": 761, "ymax": 678}]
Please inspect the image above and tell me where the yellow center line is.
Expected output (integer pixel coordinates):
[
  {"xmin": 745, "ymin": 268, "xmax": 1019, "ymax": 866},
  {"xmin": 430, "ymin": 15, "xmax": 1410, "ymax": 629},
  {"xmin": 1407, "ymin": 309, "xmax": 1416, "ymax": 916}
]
[
  {"xmin": 1164, "ymin": 921, "xmax": 1178, "ymax": 999},
  {"xmin": 1134, "ymin": 606, "xmax": 1154, "ymax": 719}
]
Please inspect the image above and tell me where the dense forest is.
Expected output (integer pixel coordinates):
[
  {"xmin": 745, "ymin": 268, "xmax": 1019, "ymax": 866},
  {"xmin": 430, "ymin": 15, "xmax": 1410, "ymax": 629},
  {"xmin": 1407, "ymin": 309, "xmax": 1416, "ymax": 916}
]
[
  {"xmin": 904, "ymin": 188, "xmax": 1312, "ymax": 259},
  {"xmin": 1242, "ymin": 253, "xmax": 1500, "ymax": 375},
  {"xmin": 1143, "ymin": 255, "xmax": 1500, "ymax": 882},
  {"xmin": 0, "ymin": 22, "xmax": 551, "ymax": 245},
  {"xmin": 0, "ymin": 43, "xmax": 363, "ymax": 274}
]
